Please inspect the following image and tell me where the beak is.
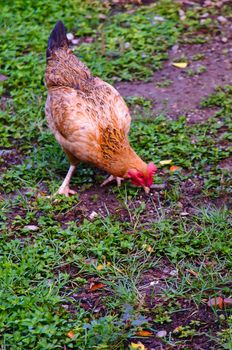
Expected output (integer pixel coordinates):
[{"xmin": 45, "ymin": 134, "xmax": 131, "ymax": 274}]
[{"xmin": 143, "ymin": 186, "xmax": 150, "ymax": 194}]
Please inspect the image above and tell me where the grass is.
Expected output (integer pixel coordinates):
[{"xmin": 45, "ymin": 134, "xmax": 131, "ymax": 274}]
[
  {"xmin": 1, "ymin": 203, "xmax": 231, "ymax": 349},
  {"xmin": 1, "ymin": 110, "xmax": 231, "ymax": 197},
  {"xmin": 0, "ymin": 0, "xmax": 232, "ymax": 349}
]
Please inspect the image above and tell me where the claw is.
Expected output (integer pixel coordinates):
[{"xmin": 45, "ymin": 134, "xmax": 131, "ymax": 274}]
[
  {"xmin": 101, "ymin": 175, "xmax": 114, "ymax": 187},
  {"xmin": 54, "ymin": 165, "xmax": 77, "ymax": 197},
  {"xmin": 101, "ymin": 175, "xmax": 124, "ymax": 187},
  {"xmin": 56, "ymin": 186, "xmax": 77, "ymax": 197}
]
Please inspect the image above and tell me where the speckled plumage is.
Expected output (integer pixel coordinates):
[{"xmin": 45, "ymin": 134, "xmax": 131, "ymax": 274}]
[{"xmin": 45, "ymin": 47, "xmax": 147, "ymax": 178}]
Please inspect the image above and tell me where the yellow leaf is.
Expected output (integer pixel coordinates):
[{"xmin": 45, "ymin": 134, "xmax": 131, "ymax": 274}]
[
  {"xmin": 96, "ymin": 264, "xmax": 104, "ymax": 271},
  {"xmin": 130, "ymin": 342, "xmax": 147, "ymax": 350},
  {"xmin": 172, "ymin": 62, "xmax": 188, "ymax": 68},
  {"xmin": 160, "ymin": 159, "xmax": 172, "ymax": 165}
]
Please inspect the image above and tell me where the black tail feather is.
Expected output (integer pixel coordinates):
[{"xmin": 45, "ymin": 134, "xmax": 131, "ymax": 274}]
[{"xmin": 46, "ymin": 20, "xmax": 68, "ymax": 58}]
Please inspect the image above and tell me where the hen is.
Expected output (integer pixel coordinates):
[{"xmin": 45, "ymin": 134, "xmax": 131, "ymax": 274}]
[{"xmin": 45, "ymin": 21, "xmax": 157, "ymax": 196}]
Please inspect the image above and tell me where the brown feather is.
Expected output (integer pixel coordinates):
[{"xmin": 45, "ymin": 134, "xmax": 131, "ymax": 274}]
[{"xmin": 45, "ymin": 42, "xmax": 148, "ymax": 179}]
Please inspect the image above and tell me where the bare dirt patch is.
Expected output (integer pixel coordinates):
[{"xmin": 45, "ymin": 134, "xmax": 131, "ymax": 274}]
[
  {"xmin": 137, "ymin": 302, "xmax": 222, "ymax": 350},
  {"xmin": 220, "ymin": 155, "xmax": 232, "ymax": 171},
  {"xmin": 0, "ymin": 148, "xmax": 23, "ymax": 169},
  {"xmin": 116, "ymin": 40, "xmax": 232, "ymax": 122}
]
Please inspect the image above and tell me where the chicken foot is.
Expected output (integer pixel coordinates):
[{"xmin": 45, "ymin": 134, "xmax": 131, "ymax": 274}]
[
  {"xmin": 101, "ymin": 175, "xmax": 124, "ymax": 187},
  {"xmin": 56, "ymin": 165, "xmax": 77, "ymax": 196}
]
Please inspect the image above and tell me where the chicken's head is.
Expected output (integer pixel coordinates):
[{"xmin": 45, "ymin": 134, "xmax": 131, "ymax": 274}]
[{"xmin": 127, "ymin": 162, "xmax": 157, "ymax": 193}]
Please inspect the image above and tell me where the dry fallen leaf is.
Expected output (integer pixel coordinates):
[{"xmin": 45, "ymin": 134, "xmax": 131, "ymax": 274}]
[
  {"xmin": 172, "ymin": 62, "xmax": 188, "ymax": 68},
  {"xmin": 224, "ymin": 298, "xmax": 232, "ymax": 307},
  {"xmin": 187, "ymin": 269, "xmax": 198, "ymax": 277},
  {"xmin": 160, "ymin": 159, "xmax": 172, "ymax": 165},
  {"xmin": 98, "ymin": 13, "xmax": 107, "ymax": 20},
  {"xmin": 180, "ymin": 211, "xmax": 189, "ymax": 216},
  {"xmin": 89, "ymin": 282, "xmax": 106, "ymax": 292},
  {"xmin": 170, "ymin": 165, "xmax": 181, "ymax": 172},
  {"xmin": 156, "ymin": 330, "xmax": 167, "ymax": 338},
  {"xmin": 23, "ymin": 225, "xmax": 39, "ymax": 231},
  {"xmin": 130, "ymin": 342, "xmax": 147, "ymax": 350},
  {"xmin": 208, "ymin": 296, "xmax": 224, "ymax": 309},
  {"xmin": 67, "ymin": 330, "xmax": 75, "ymax": 339},
  {"xmin": 136, "ymin": 330, "xmax": 153, "ymax": 337},
  {"xmin": 37, "ymin": 191, "xmax": 48, "ymax": 197},
  {"xmin": 207, "ymin": 296, "xmax": 232, "ymax": 309},
  {"xmin": 89, "ymin": 211, "xmax": 98, "ymax": 220}
]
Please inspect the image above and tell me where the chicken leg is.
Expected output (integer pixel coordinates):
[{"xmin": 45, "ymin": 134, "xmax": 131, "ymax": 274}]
[
  {"xmin": 101, "ymin": 175, "xmax": 124, "ymax": 187},
  {"xmin": 56, "ymin": 165, "xmax": 77, "ymax": 196}
]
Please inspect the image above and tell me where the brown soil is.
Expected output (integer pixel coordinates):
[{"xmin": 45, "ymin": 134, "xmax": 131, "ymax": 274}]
[
  {"xmin": 135, "ymin": 303, "xmax": 221, "ymax": 350},
  {"xmin": 55, "ymin": 36, "xmax": 231, "ymax": 348},
  {"xmin": 136, "ymin": 266, "xmax": 226, "ymax": 349},
  {"xmin": 116, "ymin": 40, "xmax": 232, "ymax": 123},
  {"xmin": 58, "ymin": 261, "xmax": 225, "ymax": 350},
  {"xmin": 0, "ymin": 148, "xmax": 23, "ymax": 168},
  {"xmin": 54, "ymin": 169, "xmax": 230, "ymax": 229},
  {"xmin": 2, "ymin": 21, "xmax": 231, "ymax": 350}
]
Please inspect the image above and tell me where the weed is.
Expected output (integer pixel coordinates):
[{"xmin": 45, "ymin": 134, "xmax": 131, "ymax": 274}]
[
  {"xmin": 0, "ymin": 0, "xmax": 231, "ymax": 349},
  {"xmin": 192, "ymin": 53, "xmax": 205, "ymax": 61},
  {"xmin": 156, "ymin": 79, "xmax": 173, "ymax": 88},
  {"xmin": 216, "ymin": 316, "xmax": 232, "ymax": 350},
  {"xmin": 187, "ymin": 65, "xmax": 207, "ymax": 76}
]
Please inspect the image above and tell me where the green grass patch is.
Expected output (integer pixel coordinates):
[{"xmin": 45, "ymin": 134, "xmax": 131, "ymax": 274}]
[
  {"xmin": 0, "ymin": 1, "xmax": 231, "ymax": 349},
  {"xmin": 0, "ymin": 0, "xmax": 226, "ymax": 147},
  {"xmin": 0, "ymin": 204, "xmax": 231, "ymax": 349}
]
